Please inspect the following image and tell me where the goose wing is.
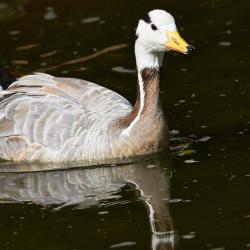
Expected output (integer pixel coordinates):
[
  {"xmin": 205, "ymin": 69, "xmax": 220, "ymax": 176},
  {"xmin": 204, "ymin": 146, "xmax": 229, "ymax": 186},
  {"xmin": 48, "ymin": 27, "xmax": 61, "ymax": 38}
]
[{"xmin": 0, "ymin": 73, "xmax": 132, "ymax": 161}]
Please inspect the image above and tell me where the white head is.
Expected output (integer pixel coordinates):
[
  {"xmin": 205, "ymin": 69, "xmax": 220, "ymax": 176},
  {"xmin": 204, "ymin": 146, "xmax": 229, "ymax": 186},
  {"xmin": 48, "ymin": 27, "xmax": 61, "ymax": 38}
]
[{"xmin": 136, "ymin": 9, "xmax": 194, "ymax": 55}]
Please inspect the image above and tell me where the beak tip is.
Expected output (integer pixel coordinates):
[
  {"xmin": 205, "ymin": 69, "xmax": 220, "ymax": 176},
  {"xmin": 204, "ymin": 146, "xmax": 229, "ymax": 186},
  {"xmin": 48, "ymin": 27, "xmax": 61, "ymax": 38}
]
[{"xmin": 186, "ymin": 45, "xmax": 195, "ymax": 54}]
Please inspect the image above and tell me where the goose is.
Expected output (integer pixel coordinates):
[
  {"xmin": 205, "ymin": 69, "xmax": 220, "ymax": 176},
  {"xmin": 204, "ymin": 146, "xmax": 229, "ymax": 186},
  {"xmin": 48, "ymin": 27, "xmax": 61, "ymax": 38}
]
[{"xmin": 0, "ymin": 9, "xmax": 194, "ymax": 163}]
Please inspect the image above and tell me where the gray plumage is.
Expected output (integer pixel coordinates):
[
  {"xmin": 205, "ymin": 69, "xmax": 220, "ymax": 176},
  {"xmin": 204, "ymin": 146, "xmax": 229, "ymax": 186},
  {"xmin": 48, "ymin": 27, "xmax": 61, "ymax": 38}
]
[{"xmin": 0, "ymin": 73, "xmax": 134, "ymax": 162}]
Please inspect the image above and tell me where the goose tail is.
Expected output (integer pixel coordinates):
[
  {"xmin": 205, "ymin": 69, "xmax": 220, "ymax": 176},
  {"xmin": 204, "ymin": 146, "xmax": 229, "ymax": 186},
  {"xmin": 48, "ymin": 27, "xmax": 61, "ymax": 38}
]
[{"xmin": 0, "ymin": 69, "xmax": 17, "ymax": 91}]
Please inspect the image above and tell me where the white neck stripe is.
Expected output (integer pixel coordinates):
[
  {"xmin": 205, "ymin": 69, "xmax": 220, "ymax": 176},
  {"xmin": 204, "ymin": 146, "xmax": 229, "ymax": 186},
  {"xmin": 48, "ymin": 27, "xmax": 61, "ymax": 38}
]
[
  {"xmin": 121, "ymin": 40, "xmax": 164, "ymax": 137},
  {"xmin": 122, "ymin": 72, "xmax": 145, "ymax": 136}
]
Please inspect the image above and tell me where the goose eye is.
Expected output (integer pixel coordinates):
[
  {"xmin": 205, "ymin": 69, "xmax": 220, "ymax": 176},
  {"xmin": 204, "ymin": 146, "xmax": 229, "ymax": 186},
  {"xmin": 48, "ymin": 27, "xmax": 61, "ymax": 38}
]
[{"xmin": 151, "ymin": 24, "xmax": 157, "ymax": 31}]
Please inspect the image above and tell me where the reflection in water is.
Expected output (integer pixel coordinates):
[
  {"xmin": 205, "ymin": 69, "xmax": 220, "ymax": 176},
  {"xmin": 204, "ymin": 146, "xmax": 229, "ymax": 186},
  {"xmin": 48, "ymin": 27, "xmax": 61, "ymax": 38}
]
[{"xmin": 0, "ymin": 160, "xmax": 176, "ymax": 250}]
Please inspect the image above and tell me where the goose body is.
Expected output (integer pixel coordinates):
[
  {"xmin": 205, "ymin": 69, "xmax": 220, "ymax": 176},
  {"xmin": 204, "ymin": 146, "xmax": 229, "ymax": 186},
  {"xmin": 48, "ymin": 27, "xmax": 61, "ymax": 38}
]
[
  {"xmin": 0, "ymin": 10, "xmax": 193, "ymax": 162},
  {"xmin": 0, "ymin": 73, "xmax": 166, "ymax": 162}
]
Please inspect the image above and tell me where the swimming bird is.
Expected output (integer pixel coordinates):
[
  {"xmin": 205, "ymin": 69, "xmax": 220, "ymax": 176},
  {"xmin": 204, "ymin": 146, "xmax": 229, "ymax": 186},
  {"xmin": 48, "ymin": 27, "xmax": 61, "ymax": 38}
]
[{"xmin": 0, "ymin": 9, "xmax": 194, "ymax": 162}]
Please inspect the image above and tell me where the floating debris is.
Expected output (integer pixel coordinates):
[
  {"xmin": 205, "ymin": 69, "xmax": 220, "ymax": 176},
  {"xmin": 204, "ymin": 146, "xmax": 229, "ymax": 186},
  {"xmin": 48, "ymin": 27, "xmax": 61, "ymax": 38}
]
[
  {"xmin": 169, "ymin": 130, "xmax": 179, "ymax": 136},
  {"xmin": 169, "ymin": 198, "xmax": 182, "ymax": 203},
  {"xmin": 111, "ymin": 66, "xmax": 136, "ymax": 74},
  {"xmin": 147, "ymin": 164, "xmax": 157, "ymax": 169},
  {"xmin": 16, "ymin": 44, "xmax": 39, "ymax": 51},
  {"xmin": 201, "ymin": 125, "xmax": 207, "ymax": 128},
  {"xmin": 98, "ymin": 211, "xmax": 109, "ymax": 215},
  {"xmin": 218, "ymin": 41, "xmax": 232, "ymax": 46},
  {"xmin": 44, "ymin": 7, "xmax": 58, "ymax": 21},
  {"xmin": 184, "ymin": 159, "xmax": 199, "ymax": 164},
  {"xmin": 40, "ymin": 50, "xmax": 59, "ymax": 58},
  {"xmin": 39, "ymin": 43, "xmax": 128, "ymax": 72},
  {"xmin": 12, "ymin": 60, "xmax": 29, "ymax": 65},
  {"xmin": 170, "ymin": 135, "xmax": 195, "ymax": 153},
  {"xmin": 171, "ymin": 143, "xmax": 193, "ymax": 152},
  {"xmin": 178, "ymin": 149, "xmax": 197, "ymax": 157},
  {"xmin": 179, "ymin": 99, "xmax": 186, "ymax": 103},
  {"xmin": 198, "ymin": 136, "xmax": 211, "ymax": 142},
  {"xmin": 183, "ymin": 199, "xmax": 192, "ymax": 203},
  {"xmin": 110, "ymin": 241, "xmax": 136, "ymax": 248},
  {"xmin": 81, "ymin": 16, "xmax": 100, "ymax": 24},
  {"xmin": 181, "ymin": 233, "xmax": 195, "ymax": 239}
]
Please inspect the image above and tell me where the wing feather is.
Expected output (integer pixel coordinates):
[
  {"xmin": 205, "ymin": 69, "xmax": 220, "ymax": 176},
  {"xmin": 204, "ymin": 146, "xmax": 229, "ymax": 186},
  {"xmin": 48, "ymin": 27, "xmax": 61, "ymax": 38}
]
[{"xmin": 0, "ymin": 73, "xmax": 132, "ymax": 161}]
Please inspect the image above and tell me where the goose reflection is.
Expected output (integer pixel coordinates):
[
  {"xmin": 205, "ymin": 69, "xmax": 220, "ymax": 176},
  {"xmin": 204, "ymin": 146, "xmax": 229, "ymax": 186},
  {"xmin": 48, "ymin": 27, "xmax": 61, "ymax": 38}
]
[{"xmin": 0, "ymin": 159, "xmax": 176, "ymax": 250}]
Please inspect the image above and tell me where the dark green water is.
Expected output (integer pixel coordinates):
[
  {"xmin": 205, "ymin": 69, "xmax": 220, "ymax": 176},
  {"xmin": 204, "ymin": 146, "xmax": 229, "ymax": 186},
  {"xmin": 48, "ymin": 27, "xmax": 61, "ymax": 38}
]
[{"xmin": 0, "ymin": 0, "xmax": 249, "ymax": 249}]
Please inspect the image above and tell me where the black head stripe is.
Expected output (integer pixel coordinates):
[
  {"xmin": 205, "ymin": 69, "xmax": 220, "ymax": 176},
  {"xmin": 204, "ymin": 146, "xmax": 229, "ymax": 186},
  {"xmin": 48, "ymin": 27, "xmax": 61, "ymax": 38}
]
[{"xmin": 142, "ymin": 13, "xmax": 151, "ymax": 23}]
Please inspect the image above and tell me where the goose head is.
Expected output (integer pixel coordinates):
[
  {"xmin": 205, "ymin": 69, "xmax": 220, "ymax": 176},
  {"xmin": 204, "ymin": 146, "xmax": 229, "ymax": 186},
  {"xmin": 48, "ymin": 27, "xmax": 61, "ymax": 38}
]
[{"xmin": 136, "ymin": 9, "xmax": 194, "ymax": 55}]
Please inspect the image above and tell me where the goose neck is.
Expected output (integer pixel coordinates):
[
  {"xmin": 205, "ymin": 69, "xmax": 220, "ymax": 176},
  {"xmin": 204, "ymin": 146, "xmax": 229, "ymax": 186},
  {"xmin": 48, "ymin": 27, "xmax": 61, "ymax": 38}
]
[
  {"xmin": 135, "ymin": 41, "xmax": 164, "ymax": 71},
  {"xmin": 120, "ymin": 45, "xmax": 163, "ymax": 136}
]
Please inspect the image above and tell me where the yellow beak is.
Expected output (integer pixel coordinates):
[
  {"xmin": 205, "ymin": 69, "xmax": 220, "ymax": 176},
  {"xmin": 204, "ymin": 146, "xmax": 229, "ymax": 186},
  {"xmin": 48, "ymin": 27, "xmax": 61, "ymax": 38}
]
[{"xmin": 165, "ymin": 31, "xmax": 194, "ymax": 54}]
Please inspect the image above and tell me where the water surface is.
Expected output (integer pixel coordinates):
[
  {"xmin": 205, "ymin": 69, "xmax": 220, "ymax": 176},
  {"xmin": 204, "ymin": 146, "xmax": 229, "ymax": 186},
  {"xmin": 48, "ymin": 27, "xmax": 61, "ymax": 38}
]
[{"xmin": 0, "ymin": 0, "xmax": 249, "ymax": 249}]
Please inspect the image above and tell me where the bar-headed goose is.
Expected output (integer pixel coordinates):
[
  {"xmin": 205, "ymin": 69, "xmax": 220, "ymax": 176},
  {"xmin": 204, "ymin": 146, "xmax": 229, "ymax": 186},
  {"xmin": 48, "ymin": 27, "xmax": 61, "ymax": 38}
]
[{"xmin": 0, "ymin": 9, "xmax": 194, "ymax": 162}]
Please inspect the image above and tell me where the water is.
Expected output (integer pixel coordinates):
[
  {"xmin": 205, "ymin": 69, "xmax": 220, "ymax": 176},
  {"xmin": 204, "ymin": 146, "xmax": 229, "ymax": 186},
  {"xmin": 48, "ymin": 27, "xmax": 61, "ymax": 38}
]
[{"xmin": 0, "ymin": 0, "xmax": 249, "ymax": 249}]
